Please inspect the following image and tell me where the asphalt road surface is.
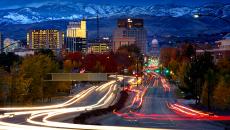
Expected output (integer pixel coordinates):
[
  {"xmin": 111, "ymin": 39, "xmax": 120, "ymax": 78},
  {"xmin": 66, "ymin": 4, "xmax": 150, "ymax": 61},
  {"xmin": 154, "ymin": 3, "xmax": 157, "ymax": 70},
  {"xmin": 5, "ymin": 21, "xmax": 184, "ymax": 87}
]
[{"xmin": 91, "ymin": 77, "xmax": 227, "ymax": 130}]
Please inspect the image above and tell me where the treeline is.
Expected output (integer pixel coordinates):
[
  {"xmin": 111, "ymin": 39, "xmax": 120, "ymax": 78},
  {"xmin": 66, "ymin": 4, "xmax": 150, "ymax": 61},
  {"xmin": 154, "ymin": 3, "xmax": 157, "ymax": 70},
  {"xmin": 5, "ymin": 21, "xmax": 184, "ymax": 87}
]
[
  {"xmin": 63, "ymin": 44, "xmax": 143, "ymax": 74},
  {"xmin": 0, "ymin": 51, "xmax": 71, "ymax": 106},
  {"xmin": 0, "ymin": 44, "xmax": 142, "ymax": 106},
  {"xmin": 160, "ymin": 43, "xmax": 230, "ymax": 110}
]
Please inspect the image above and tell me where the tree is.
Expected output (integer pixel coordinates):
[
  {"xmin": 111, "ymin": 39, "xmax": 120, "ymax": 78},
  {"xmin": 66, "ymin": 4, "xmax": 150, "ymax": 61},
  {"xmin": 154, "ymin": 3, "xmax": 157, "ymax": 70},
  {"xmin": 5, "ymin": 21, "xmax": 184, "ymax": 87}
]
[
  {"xmin": 160, "ymin": 47, "xmax": 179, "ymax": 67},
  {"xmin": 83, "ymin": 54, "xmax": 97, "ymax": 72},
  {"xmin": 37, "ymin": 49, "xmax": 55, "ymax": 59},
  {"xmin": 117, "ymin": 44, "xmax": 141, "ymax": 56},
  {"xmin": 63, "ymin": 60, "xmax": 74, "ymax": 72},
  {"xmin": 17, "ymin": 55, "xmax": 59, "ymax": 103},
  {"xmin": 183, "ymin": 52, "xmax": 214, "ymax": 102},
  {"xmin": 181, "ymin": 43, "xmax": 195, "ymax": 60},
  {"xmin": 177, "ymin": 62, "xmax": 190, "ymax": 90},
  {"xmin": 0, "ymin": 67, "xmax": 9, "ymax": 105},
  {"xmin": 93, "ymin": 61, "xmax": 105, "ymax": 73},
  {"xmin": 201, "ymin": 69, "xmax": 216, "ymax": 110},
  {"xmin": 212, "ymin": 58, "xmax": 230, "ymax": 110},
  {"xmin": 0, "ymin": 52, "xmax": 20, "ymax": 72},
  {"xmin": 8, "ymin": 63, "xmax": 32, "ymax": 104},
  {"xmin": 168, "ymin": 59, "xmax": 180, "ymax": 80},
  {"xmin": 213, "ymin": 76, "xmax": 230, "ymax": 110}
]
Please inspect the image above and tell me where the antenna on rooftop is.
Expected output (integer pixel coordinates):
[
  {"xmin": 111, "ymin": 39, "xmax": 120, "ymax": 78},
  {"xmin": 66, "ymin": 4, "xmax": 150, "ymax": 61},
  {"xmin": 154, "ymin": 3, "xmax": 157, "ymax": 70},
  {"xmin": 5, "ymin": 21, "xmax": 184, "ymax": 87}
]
[{"xmin": 97, "ymin": 11, "xmax": 100, "ymax": 41}]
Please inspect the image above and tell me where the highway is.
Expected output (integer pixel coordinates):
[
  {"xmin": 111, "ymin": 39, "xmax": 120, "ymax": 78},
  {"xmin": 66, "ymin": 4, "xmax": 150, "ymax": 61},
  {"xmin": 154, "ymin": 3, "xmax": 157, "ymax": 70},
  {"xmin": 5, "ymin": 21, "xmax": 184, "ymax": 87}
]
[
  {"xmin": 0, "ymin": 76, "xmax": 120, "ymax": 129},
  {"xmin": 0, "ymin": 75, "xmax": 229, "ymax": 130},
  {"xmin": 89, "ymin": 75, "xmax": 229, "ymax": 130},
  {"xmin": 0, "ymin": 76, "xmax": 169, "ymax": 130}
]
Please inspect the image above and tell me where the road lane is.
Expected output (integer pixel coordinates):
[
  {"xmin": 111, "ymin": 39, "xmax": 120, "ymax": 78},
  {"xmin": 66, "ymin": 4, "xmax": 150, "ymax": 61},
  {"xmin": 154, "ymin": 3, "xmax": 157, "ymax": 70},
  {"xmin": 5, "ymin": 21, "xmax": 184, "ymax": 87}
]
[{"xmin": 94, "ymin": 76, "xmax": 226, "ymax": 130}]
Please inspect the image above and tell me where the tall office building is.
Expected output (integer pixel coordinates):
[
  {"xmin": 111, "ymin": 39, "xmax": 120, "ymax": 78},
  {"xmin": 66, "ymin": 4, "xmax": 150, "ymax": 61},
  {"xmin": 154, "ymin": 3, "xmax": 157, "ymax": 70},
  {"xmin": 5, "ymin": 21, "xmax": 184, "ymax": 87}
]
[
  {"xmin": 112, "ymin": 18, "xmax": 147, "ymax": 54},
  {"xmin": 65, "ymin": 19, "xmax": 87, "ymax": 52},
  {"xmin": 27, "ymin": 29, "xmax": 64, "ymax": 50}
]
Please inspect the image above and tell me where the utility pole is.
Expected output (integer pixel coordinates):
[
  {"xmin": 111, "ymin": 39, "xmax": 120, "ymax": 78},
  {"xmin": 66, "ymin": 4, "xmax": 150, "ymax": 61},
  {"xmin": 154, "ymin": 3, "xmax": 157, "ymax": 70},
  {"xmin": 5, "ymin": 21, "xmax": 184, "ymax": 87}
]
[
  {"xmin": 136, "ymin": 57, "xmax": 139, "ymax": 87},
  {"xmin": 96, "ymin": 12, "xmax": 99, "ymax": 41}
]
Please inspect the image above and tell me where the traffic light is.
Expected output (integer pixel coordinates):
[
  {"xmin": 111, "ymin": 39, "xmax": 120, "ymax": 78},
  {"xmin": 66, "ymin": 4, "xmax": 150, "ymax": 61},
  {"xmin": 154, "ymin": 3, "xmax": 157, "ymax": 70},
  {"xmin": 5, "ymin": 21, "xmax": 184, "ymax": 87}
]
[
  {"xmin": 146, "ymin": 69, "xmax": 151, "ymax": 73},
  {"xmin": 154, "ymin": 69, "xmax": 160, "ymax": 73},
  {"xmin": 165, "ymin": 69, "xmax": 170, "ymax": 74}
]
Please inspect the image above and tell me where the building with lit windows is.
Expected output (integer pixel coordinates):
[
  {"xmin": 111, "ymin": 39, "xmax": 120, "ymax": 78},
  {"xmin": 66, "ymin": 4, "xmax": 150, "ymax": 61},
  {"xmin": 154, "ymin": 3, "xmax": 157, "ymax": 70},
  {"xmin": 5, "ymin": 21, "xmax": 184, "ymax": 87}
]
[
  {"xmin": 27, "ymin": 29, "xmax": 64, "ymax": 50},
  {"xmin": 65, "ymin": 19, "xmax": 87, "ymax": 52},
  {"xmin": 87, "ymin": 37, "xmax": 111, "ymax": 54},
  {"xmin": 112, "ymin": 18, "xmax": 147, "ymax": 54},
  {"xmin": 196, "ymin": 33, "xmax": 230, "ymax": 63},
  {"xmin": 87, "ymin": 43, "xmax": 110, "ymax": 54}
]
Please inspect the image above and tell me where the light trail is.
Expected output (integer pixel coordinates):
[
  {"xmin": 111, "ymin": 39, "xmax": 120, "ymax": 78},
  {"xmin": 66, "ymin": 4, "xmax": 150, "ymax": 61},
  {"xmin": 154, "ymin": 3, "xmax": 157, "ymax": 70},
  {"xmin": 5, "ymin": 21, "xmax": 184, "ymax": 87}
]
[
  {"xmin": 0, "ymin": 85, "xmax": 96, "ymax": 111},
  {"xmin": 26, "ymin": 83, "xmax": 117, "ymax": 128},
  {"xmin": 2, "ymin": 74, "xmax": 229, "ymax": 130},
  {"xmin": 0, "ymin": 75, "xmax": 171, "ymax": 130},
  {"xmin": 2, "ymin": 86, "xmax": 97, "ymax": 116},
  {"xmin": 114, "ymin": 74, "xmax": 230, "ymax": 122},
  {"xmin": 160, "ymin": 78, "xmax": 170, "ymax": 92},
  {"xmin": 0, "ymin": 75, "xmax": 124, "ymax": 112},
  {"xmin": 168, "ymin": 103, "xmax": 230, "ymax": 120},
  {"xmin": 0, "ymin": 78, "xmax": 118, "ymax": 129}
]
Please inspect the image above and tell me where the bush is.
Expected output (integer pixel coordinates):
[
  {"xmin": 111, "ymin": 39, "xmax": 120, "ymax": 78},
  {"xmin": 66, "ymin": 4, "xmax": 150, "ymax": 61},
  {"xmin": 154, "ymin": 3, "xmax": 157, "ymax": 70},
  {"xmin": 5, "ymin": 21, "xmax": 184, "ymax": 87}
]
[{"xmin": 213, "ymin": 77, "xmax": 230, "ymax": 110}]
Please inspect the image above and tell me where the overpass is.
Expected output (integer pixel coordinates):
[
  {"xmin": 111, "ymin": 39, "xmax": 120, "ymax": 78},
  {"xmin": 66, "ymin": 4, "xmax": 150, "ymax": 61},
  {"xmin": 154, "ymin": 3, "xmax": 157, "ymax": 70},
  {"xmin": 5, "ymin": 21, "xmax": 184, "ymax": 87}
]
[{"xmin": 44, "ymin": 73, "xmax": 109, "ymax": 82}]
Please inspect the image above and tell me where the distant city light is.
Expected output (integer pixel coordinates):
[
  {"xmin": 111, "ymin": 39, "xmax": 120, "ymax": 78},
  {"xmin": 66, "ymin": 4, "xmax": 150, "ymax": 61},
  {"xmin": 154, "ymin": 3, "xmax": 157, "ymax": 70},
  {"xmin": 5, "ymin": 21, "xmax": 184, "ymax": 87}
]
[
  {"xmin": 127, "ymin": 18, "xmax": 132, "ymax": 23},
  {"xmin": 193, "ymin": 14, "xmax": 199, "ymax": 18}
]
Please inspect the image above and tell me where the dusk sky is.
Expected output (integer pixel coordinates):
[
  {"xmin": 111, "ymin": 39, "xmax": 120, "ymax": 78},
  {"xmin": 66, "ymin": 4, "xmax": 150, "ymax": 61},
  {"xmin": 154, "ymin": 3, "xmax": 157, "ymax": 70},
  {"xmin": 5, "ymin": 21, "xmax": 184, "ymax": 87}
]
[{"xmin": 0, "ymin": 0, "xmax": 229, "ymax": 9}]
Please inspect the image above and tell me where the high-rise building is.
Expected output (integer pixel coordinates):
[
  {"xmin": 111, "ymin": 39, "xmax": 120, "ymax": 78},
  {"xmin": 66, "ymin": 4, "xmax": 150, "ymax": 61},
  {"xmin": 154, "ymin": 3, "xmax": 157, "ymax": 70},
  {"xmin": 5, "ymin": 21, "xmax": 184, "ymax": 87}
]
[
  {"xmin": 65, "ymin": 19, "xmax": 87, "ymax": 52},
  {"xmin": 27, "ymin": 29, "xmax": 64, "ymax": 50},
  {"xmin": 67, "ymin": 20, "xmax": 86, "ymax": 38},
  {"xmin": 112, "ymin": 18, "xmax": 147, "ymax": 54}
]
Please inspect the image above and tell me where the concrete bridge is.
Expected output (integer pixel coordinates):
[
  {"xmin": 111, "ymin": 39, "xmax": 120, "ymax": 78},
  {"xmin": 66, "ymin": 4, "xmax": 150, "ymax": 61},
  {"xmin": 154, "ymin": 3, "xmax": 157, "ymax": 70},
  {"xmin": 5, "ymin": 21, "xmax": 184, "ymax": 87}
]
[{"xmin": 44, "ymin": 73, "xmax": 110, "ymax": 82}]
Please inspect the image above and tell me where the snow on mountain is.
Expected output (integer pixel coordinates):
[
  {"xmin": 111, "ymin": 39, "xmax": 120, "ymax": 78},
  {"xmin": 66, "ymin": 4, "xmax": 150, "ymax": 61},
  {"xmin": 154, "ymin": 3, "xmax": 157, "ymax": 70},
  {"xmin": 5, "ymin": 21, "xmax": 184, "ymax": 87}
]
[
  {"xmin": 0, "ymin": 2, "xmax": 229, "ymax": 24},
  {"xmin": 3, "ymin": 12, "xmax": 35, "ymax": 24}
]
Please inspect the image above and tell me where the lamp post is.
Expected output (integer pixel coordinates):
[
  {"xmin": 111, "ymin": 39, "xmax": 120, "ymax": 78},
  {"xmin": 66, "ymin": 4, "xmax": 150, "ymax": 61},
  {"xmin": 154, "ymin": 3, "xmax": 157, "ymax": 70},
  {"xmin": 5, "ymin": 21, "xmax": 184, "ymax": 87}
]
[
  {"xmin": 192, "ymin": 12, "xmax": 229, "ymax": 111},
  {"xmin": 192, "ymin": 43, "xmax": 213, "ymax": 111},
  {"xmin": 193, "ymin": 13, "xmax": 230, "ymax": 24},
  {"xmin": 193, "ymin": 13, "xmax": 230, "ymax": 111},
  {"xmin": 192, "ymin": 12, "xmax": 229, "ymax": 109}
]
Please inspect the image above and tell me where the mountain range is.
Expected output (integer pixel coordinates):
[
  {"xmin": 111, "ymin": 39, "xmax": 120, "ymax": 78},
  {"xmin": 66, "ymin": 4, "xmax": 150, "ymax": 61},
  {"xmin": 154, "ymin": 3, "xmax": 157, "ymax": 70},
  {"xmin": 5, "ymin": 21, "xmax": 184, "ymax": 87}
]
[{"xmin": 0, "ymin": 2, "xmax": 229, "ymax": 40}]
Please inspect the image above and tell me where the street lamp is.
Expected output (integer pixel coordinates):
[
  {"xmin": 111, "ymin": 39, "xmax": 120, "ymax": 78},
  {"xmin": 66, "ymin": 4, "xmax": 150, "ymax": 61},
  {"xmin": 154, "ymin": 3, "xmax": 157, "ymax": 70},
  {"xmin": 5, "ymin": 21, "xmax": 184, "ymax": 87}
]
[
  {"xmin": 193, "ymin": 13, "xmax": 230, "ymax": 24},
  {"xmin": 192, "ymin": 43, "xmax": 214, "ymax": 112},
  {"xmin": 192, "ymin": 13, "xmax": 230, "ymax": 111},
  {"xmin": 193, "ymin": 14, "xmax": 200, "ymax": 18}
]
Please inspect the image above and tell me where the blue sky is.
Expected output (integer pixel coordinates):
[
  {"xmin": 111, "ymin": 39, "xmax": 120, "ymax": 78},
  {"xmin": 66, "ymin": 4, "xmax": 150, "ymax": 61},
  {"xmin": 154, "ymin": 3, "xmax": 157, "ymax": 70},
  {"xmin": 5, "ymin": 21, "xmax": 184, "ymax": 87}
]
[{"xmin": 0, "ymin": 0, "xmax": 229, "ymax": 9}]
